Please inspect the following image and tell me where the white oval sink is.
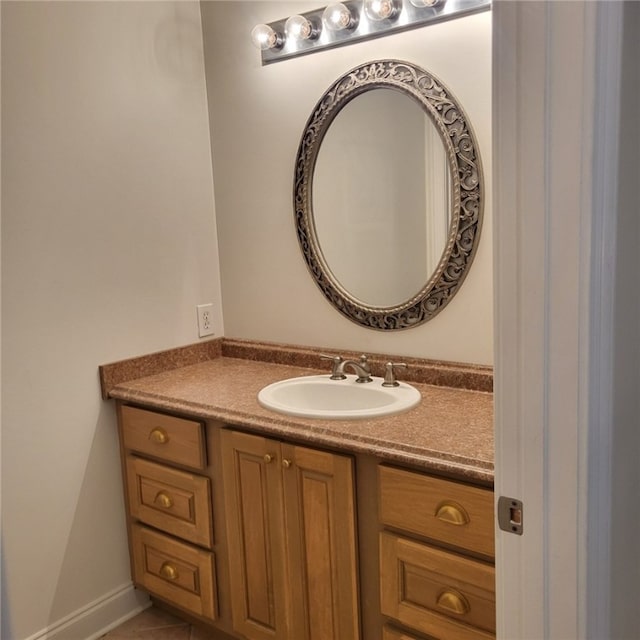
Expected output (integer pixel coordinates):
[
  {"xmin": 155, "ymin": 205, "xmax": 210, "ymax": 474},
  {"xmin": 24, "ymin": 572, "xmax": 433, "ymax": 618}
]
[{"xmin": 258, "ymin": 375, "xmax": 421, "ymax": 420}]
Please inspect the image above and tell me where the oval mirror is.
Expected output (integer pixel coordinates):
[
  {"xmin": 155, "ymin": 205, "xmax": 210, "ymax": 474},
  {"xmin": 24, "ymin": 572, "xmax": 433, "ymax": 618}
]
[{"xmin": 294, "ymin": 60, "xmax": 484, "ymax": 330}]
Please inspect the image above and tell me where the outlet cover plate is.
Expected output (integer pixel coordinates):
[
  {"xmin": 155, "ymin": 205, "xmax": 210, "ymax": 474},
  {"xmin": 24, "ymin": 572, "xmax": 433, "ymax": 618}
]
[{"xmin": 197, "ymin": 303, "xmax": 215, "ymax": 338}]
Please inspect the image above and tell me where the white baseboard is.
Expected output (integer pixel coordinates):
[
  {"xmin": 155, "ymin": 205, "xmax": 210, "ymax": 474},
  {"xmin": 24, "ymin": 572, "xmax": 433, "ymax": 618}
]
[{"xmin": 24, "ymin": 583, "xmax": 150, "ymax": 640}]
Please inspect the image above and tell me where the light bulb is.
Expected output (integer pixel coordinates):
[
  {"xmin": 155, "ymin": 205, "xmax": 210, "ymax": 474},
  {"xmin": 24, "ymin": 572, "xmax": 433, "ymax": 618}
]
[
  {"xmin": 409, "ymin": 0, "xmax": 445, "ymax": 7},
  {"xmin": 284, "ymin": 15, "xmax": 318, "ymax": 41},
  {"xmin": 322, "ymin": 3, "xmax": 357, "ymax": 31},
  {"xmin": 363, "ymin": 0, "xmax": 400, "ymax": 21},
  {"xmin": 250, "ymin": 24, "xmax": 283, "ymax": 50}
]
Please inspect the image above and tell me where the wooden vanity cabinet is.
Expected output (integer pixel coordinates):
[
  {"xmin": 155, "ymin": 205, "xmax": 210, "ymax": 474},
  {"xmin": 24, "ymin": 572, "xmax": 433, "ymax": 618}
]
[
  {"xmin": 378, "ymin": 465, "xmax": 496, "ymax": 640},
  {"xmin": 115, "ymin": 401, "xmax": 495, "ymax": 640},
  {"xmin": 220, "ymin": 428, "xmax": 360, "ymax": 640},
  {"xmin": 117, "ymin": 404, "xmax": 219, "ymax": 624}
]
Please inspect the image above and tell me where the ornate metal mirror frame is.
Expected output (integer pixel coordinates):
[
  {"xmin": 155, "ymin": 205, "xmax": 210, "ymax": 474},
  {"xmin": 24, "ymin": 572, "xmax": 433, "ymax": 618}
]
[{"xmin": 294, "ymin": 59, "xmax": 484, "ymax": 330}]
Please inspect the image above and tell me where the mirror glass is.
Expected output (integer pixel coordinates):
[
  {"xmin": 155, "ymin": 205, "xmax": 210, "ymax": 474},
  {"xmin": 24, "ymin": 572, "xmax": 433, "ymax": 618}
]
[
  {"xmin": 313, "ymin": 88, "xmax": 450, "ymax": 307},
  {"xmin": 294, "ymin": 60, "xmax": 483, "ymax": 331}
]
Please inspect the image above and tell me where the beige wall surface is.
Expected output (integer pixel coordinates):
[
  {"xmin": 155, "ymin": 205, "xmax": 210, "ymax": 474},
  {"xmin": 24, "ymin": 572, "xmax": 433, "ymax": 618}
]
[
  {"xmin": 201, "ymin": 1, "xmax": 493, "ymax": 365},
  {"xmin": 1, "ymin": 2, "xmax": 222, "ymax": 638}
]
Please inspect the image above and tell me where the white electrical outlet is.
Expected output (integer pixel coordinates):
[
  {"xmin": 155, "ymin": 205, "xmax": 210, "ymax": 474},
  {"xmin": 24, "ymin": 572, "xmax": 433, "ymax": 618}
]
[{"xmin": 197, "ymin": 303, "xmax": 215, "ymax": 337}]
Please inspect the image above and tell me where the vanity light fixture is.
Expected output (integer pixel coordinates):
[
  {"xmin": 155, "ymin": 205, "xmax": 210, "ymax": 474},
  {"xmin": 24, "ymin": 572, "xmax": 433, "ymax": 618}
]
[
  {"xmin": 250, "ymin": 23, "xmax": 283, "ymax": 51},
  {"xmin": 322, "ymin": 3, "xmax": 358, "ymax": 31},
  {"xmin": 252, "ymin": 0, "xmax": 490, "ymax": 64}
]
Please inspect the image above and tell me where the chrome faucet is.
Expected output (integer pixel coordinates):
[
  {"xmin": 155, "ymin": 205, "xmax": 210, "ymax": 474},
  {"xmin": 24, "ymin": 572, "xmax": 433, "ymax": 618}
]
[
  {"xmin": 382, "ymin": 362, "xmax": 408, "ymax": 387},
  {"xmin": 336, "ymin": 354, "xmax": 372, "ymax": 383},
  {"xmin": 320, "ymin": 354, "xmax": 347, "ymax": 380}
]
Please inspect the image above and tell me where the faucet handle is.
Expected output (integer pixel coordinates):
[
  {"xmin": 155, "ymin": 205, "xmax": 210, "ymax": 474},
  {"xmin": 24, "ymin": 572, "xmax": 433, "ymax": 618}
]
[
  {"xmin": 382, "ymin": 362, "xmax": 407, "ymax": 387},
  {"xmin": 320, "ymin": 354, "xmax": 347, "ymax": 380}
]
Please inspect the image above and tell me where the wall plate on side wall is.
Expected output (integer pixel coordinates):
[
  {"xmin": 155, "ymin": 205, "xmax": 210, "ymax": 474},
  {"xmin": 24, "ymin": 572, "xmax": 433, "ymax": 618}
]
[{"xmin": 196, "ymin": 303, "xmax": 216, "ymax": 337}]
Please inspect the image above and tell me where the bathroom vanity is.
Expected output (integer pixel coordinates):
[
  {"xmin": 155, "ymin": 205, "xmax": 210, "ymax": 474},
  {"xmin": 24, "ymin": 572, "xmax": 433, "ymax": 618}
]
[{"xmin": 101, "ymin": 338, "xmax": 495, "ymax": 640}]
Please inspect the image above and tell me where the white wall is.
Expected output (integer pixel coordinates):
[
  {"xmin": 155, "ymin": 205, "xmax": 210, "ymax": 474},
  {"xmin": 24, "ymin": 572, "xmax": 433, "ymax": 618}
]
[
  {"xmin": 1, "ymin": 2, "xmax": 222, "ymax": 638},
  {"xmin": 201, "ymin": 1, "xmax": 493, "ymax": 365}
]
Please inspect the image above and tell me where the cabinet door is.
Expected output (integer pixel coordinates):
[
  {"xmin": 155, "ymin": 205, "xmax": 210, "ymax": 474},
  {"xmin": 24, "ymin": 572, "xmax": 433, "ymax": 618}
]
[
  {"xmin": 220, "ymin": 430, "xmax": 290, "ymax": 640},
  {"xmin": 282, "ymin": 443, "xmax": 360, "ymax": 640}
]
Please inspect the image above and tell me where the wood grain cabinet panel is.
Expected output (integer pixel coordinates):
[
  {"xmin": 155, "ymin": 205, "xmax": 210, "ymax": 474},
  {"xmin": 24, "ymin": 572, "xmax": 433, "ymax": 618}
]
[
  {"xmin": 283, "ymin": 443, "xmax": 360, "ymax": 640},
  {"xmin": 383, "ymin": 624, "xmax": 488, "ymax": 640},
  {"xmin": 121, "ymin": 405, "xmax": 206, "ymax": 470},
  {"xmin": 220, "ymin": 429, "xmax": 360, "ymax": 640},
  {"xmin": 379, "ymin": 465, "xmax": 495, "ymax": 558},
  {"xmin": 220, "ymin": 429, "xmax": 289, "ymax": 640},
  {"xmin": 380, "ymin": 531, "xmax": 495, "ymax": 639},
  {"xmin": 131, "ymin": 524, "xmax": 217, "ymax": 622},
  {"xmin": 126, "ymin": 455, "xmax": 213, "ymax": 548},
  {"xmin": 382, "ymin": 625, "xmax": 437, "ymax": 640}
]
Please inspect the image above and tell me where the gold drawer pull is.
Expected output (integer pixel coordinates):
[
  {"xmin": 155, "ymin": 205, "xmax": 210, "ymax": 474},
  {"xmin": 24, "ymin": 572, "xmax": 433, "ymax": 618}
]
[
  {"xmin": 282, "ymin": 459, "xmax": 292, "ymax": 469},
  {"xmin": 154, "ymin": 491, "xmax": 173, "ymax": 509},
  {"xmin": 436, "ymin": 589, "xmax": 470, "ymax": 615},
  {"xmin": 435, "ymin": 501, "xmax": 470, "ymax": 526},
  {"xmin": 159, "ymin": 561, "xmax": 179, "ymax": 581},
  {"xmin": 149, "ymin": 428, "xmax": 169, "ymax": 444},
  {"xmin": 264, "ymin": 453, "xmax": 274, "ymax": 464}
]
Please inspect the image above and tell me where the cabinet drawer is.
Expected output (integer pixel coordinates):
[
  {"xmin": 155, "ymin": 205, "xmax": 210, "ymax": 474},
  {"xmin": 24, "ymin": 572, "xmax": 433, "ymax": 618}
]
[
  {"xmin": 131, "ymin": 524, "xmax": 217, "ymax": 621},
  {"xmin": 383, "ymin": 625, "xmax": 435, "ymax": 640},
  {"xmin": 126, "ymin": 456, "xmax": 213, "ymax": 548},
  {"xmin": 380, "ymin": 532, "xmax": 495, "ymax": 640},
  {"xmin": 379, "ymin": 466, "xmax": 494, "ymax": 558},
  {"xmin": 383, "ymin": 624, "xmax": 491, "ymax": 640},
  {"xmin": 121, "ymin": 405, "xmax": 206, "ymax": 470}
]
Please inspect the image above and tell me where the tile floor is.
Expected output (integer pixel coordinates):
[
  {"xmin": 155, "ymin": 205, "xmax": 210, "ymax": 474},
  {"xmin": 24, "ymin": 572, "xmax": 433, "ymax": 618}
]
[{"xmin": 100, "ymin": 606, "xmax": 219, "ymax": 640}]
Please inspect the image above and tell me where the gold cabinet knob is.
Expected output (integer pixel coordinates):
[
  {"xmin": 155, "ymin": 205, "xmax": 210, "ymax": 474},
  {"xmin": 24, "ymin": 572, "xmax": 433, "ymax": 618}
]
[
  {"xmin": 154, "ymin": 491, "xmax": 173, "ymax": 509},
  {"xmin": 159, "ymin": 562, "xmax": 179, "ymax": 581},
  {"xmin": 282, "ymin": 459, "xmax": 292, "ymax": 469},
  {"xmin": 149, "ymin": 427, "xmax": 169, "ymax": 444},
  {"xmin": 435, "ymin": 501, "xmax": 470, "ymax": 526},
  {"xmin": 264, "ymin": 453, "xmax": 274, "ymax": 464},
  {"xmin": 436, "ymin": 589, "xmax": 470, "ymax": 615}
]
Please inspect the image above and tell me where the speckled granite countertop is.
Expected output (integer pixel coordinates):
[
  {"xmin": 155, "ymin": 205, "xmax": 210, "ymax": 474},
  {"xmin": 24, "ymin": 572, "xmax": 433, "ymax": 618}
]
[{"xmin": 100, "ymin": 338, "xmax": 494, "ymax": 485}]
